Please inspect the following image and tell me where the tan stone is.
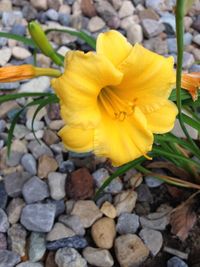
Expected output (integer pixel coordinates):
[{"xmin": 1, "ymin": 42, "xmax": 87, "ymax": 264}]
[
  {"xmin": 38, "ymin": 155, "xmax": 58, "ymax": 178},
  {"xmin": 100, "ymin": 201, "xmax": 117, "ymax": 219},
  {"xmin": 114, "ymin": 190, "xmax": 137, "ymax": 216},
  {"xmin": 46, "ymin": 222, "xmax": 75, "ymax": 241}
]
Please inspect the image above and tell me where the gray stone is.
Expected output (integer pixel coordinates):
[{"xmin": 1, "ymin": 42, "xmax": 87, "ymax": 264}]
[
  {"xmin": 12, "ymin": 124, "xmax": 30, "ymax": 139},
  {"xmin": 46, "ymin": 199, "xmax": 65, "ymax": 217},
  {"xmin": 21, "ymin": 153, "xmax": 37, "ymax": 175},
  {"xmin": 22, "ymin": 5, "xmax": 37, "ymax": 21},
  {"xmin": 27, "ymin": 140, "xmax": 53, "ymax": 159},
  {"xmin": 167, "ymin": 38, "xmax": 177, "ymax": 53},
  {"xmin": 127, "ymin": 23, "xmax": 143, "ymax": 44},
  {"xmin": 83, "ymin": 247, "xmax": 114, "ymax": 267},
  {"xmin": 22, "ymin": 176, "xmax": 49, "ymax": 204},
  {"xmin": 7, "ymin": 197, "xmax": 25, "ymax": 224},
  {"xmin": 0, "ymin": 82, "xmax": 20, "ymax": 90},
  {"xmin": 167, "ymin": 256, "xmax": 188, "ymax": 267},
  {"xmin": 46, "ymin": 9, "xmax": 59, "ymax": 21},
  {"xmin": 59, "ymin": 160, "xmax": 75, "ymax": 173},
  {"xmin": 184, "ymin": 32, "xmax": 193, "ymax": 46},
  {"xmin": 19, "ymin": 77, "xmax": 50, "ymax": 93},
  {"xmin": 0, "ymin": 47, "xmax": 12, "ymax": 66},
  {"xmin": 160, "ymin": 12, "xmax": 176, "ymax": 33},
  {"xmin": 140, "ymin": 212, "xmax": 170, "ymax": 230},
  {"xmin": 142, "ymin": 19, "xmax": 165, "ymax": 38},
  {"xmin": 21, "ymin": 203, "xmax": 56, "ymax": 232},
  {"xmin": 116, "ymin": 213, "xmax": 140, "ymax": 234},
  {"xmin": 16, "ymin": 263, "xmax": 44, "ymax": 267},
  {"xmin": 58, "ymin": 13, "xmax": 71, "ymax": 26},
  {"xmin": 0, "ymin": 208, "xmax": 9, "ymax": 232},
  {"xmin": 55, "ymin": 247, "xmax": 87, "ymax": 267},
  {"xmin": 136, "ymin": 184, "xmax": 153, "ymax": 202},
  {"xmin": 0, "ymin": 120, "xmax": 6, "ymax": 133},
  {"xmin": 88, "ymin": 16, "xmax": 106, "ymax": 32},
  {"xmin": 47, "ymin": 236, "xmax": 88, "ymax": 250},
  {"xmin": 0, "ymin": 181, "xmax": 8, "ymax": 209},
  {"xmin": 0, "ymin": 250, "xmax": 20, "ymax": 267},
  {"xmin": 11, "ymin": 24, "xmax": 26, "ymax": 36},
  {"xmin": 58, "ymin": 215, "xmax": 85, "ymax": 236},
  {"xmin": 145, "ymin": 175, "xmax": 164, "ymax": 188},
  {"xmin": 183, "ymin": 52, "xmax": 195, "ymax": 69},
  {"xmin": 0, "ymin": 37, "xmax": 7, "ymax": 47},
  {"xmin": 190, "ymin": 64, "xmax": 200, "ymax": 72},
  {"xmin": 0, "ymin": 232, "xmax": 7, "ymax": 250},
  {"xmin": 139, "ymin": 228, "xmax": 163, "ymax": 256},
  {"xmin": 46, "ymin": 222, "xmax": 75, "ymax": 241},
  {"xmin": 48, "ymin": 172, "xmax": 66, "ymax": 200},
  {"xmin": 2, "ymin": 11, "xmax": 23, "ymax": 27},
  {"xmin": 145, "ymin": 0, "xmax": 175, "ymax": 11},
  {"xmin": 29, "ymin": 232, "xmax": 46, "ymax": 262},
  {"xmin": 4, "ymin": 172, "xmax": 31, "ymax": 197},
  {"xmin": 7, "ymin": 224, "xmax": 27, "ymax": 257},
  {"xmin": 6, "ymin": 151, "xmax": 23, "ymax": 167},
  {"xmin": 118, "ymin": 0, "xmax": 135, "ymax": 19}
]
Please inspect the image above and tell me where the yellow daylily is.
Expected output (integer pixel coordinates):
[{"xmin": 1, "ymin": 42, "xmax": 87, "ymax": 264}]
[
  {"xmin": 0, "ymin": 64, "xmax": 61, "ymax": 82},
  {"xmin": 181, "ymin": 72, "xmax": 200, "ymax": 101},
  {"xmin": 52, "ymin": 30, "xmax": 178, "ymax": 166}
]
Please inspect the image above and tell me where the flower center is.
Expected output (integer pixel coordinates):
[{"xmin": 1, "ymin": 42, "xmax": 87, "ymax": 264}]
[{"xmin": 98, "ymin": 87, "xmax": 133, "ymax": 120}]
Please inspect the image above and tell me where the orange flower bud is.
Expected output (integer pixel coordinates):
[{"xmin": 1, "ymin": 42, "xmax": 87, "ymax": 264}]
[{"xmin": 181, "ymin": 72, "xmax": 200, "ymax": 101}]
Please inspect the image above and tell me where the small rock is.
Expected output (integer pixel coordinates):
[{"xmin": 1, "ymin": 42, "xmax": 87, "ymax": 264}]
[
  {"xmin": 43, "ymin": 129, "xmax": 59, "ymax": 145},
  {"xmin": 22, "ymin": 176, "xmax": 50, "ymax": 204},
  {"xmin": 16, "ymin": 263, "xmax": 44, "ymax": 267},
  {"xmin": 38, "ymin": 155, "xmax": 58, "ymax": 178},
  {"xmin": 0, "ymin": 82, "xmax": 20, "ymax": 90},
  {"xmin": 45, "ymin": 252, "xmax": 58, "ymax": 267},
  {"xmin": 116, "ymin": 213, "xmax": 140, "ymax": 234},
  {"xmin": 7, "ymin": 197, "xmax": 25, "ymax": 224},
  {"xmin": 26, "ymin": 119, "xmax": 44, "ymax": 131},
  {"xmin": 145, "ymin": 0, "xmax": 175, "ymax": 11},
  {"xmin": 28, "ymin": 140, "xmax": 53, "ymax": 159},
  {"xmin": 100, "ymin": 201, "xmax": 117, "ymax": 219},
  {"xmin": 0, "ymin": 47, "xmax": 12, "ymax": 66},
  {"xmin": 167, "ymin": 256, "xmax": 188, "ymax": 267},
  {"xmin": 0, "ymin": 208, "xmax": 9, "ymax": 232},
  {"xmin": 182, "ymin": 52, "xmax": 195, "ymax": 69},
  {"xmin": 47, "ymin": 0, "xmax": 61, "ymax": 10},
  {"xmin": 22, "ymin": 5, "xmax": 37, "ymax": 21},
  {"xmin": 139, "ymin": 228, "xmax": 163, "ymax": 256},
  {"xmin": 140, "ymin": 212, "xmax": 170, "ymax": 230},
  {"xmin": 0, "ymin": 120, "xmax": 6, "ymax": 133},
  {"xmin": 7, "ymin": 224, "xmax": 27, "ymax": 257},
  {"xmin": 91, "ymin": 217, "xmax": 116, "ymax": 249},
  {"xmin": 0, "ymin": 250, "xmax": 20, "ymax": 267},
  {"xmin": 139, "ymin": 8, "xmax": 159, "ymax": 20},
  {"xmin": 71, "ymin": 200, "xmax": 102, "ymax": 228},
  {"xmin": 58, "ymin": 214, "xmax": 85, "ymax": 236},
  {"xmin": 30, "ymin": 0, "xmax": 47, "ymax": 10},
  {"xmin": 6, "ymin": 151, "xmax": 23, "ymax": 167},
  {"xmin": 29, "ymin": 232, "xmax": 46, "ymax": 262},
  {"xmin": 48, "ymin": 172, "xmax": 66, "ymax": 200},
  {"xmin": 83, "ymin": 247, "xmax": 114, "ymax": 267},
  {"xmin": 120, "ymin": 15, "xmax": 139, "ymax": 30},
  {"xmin": 160, "ymin": 12, "xmax": 176, "ymax": 33},
  {"xmin": 2, "ymin": 11, "xmax": 23, "ymax": 27},
  {"xmin": 0, "ymin": 181, "xmax": 8, "ymax": 209},
  {"xmin": 46, "ymin": 222, "xmax": 75, "ymax": 241},
  {"xmin": 12, "ymin": 47, "xmax": 31, "ymax": 60},
  {"xmin": 81, "ymin": 0, "xmax": 96, "ymax": 17},
  {"xmin": 47, "ymin": 236, "xmax": 88, "ymax": 250},
  {"xmin": 114, "ymin": 190, "xmax": 137, "ymax": 216},
  {"xmin": 21, "ymin": 153, "xmax": 37, "ymax": 175},
  {"xmin": 127, "ymin": 23, "xmax": 143, "ymax": 44},
  {"xmin": 115, "ymin": 234, "xmax": 149, "ymax": 267},
  {"xmin": 142, "ymin": 19, "xmax": 165, "ymax": 38},
  {"xmin": 136, "ymin": 184, "xmax": 153, "ymax": 202},
  {"xmin": 19, "ymin": 77, "xmax": 50, "ymax": 93},
  {"xmin": 66, "ymin": 168, "xmax": 94, "ymax": 200},
  {"xmin": 88, "ymin": 16, "xmax": 106, "ymax": 32},
  {"xmin": 118, "ymin": 0, "xmax": 135, "ymax": 19},
  {"xmin": 0, "ymin": 232, "xmax": 7, "ymax": 250},
  {"xmin": 10, "ymin": 24, "xmax": 26, "ymax": 36},
  {"xmin": 0, "ymin": 0, "xmax": 12, "ymax": 12},
  {"xmin": 20, "ymin": 203, "xmax": 56, "ymax": 232},
  {"xmin": 192, "ymin": 15, "xmax": 200, "ymax": 32},
  {"xmin": 55, "ymin": 248, "xmax": 87, "ymax": 267},
  {"xmin": 145, "ymin": 175, "xmax": 164, "ymax": 188},
  {"xmin": 59, "ymin": 160, "xmax": 75, "ymax": 173},
  {"xmin": 46, "ymin": 9, "xmax": 59, "ymax": 21}
]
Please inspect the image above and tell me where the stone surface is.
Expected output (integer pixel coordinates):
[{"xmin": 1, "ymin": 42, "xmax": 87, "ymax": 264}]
[
  {"xmin": 48, "ymin": 172, "xmax": 66, "ymax": 200},
  {"xmin": 167, "ymin": 256, "xmax": 188, "ymax": 267},
  {"xmin": 16, "ymin": 263, "xmax": 44, "ymax": 267},
  {"xmin": 22, "ymin": 176, "xmax": 49, "ymax": 204},
  {"xmin": 0, "ymin": 47, "xmax": 12, "ymax": 66},
  {"xmin": 140, "ymin": 212, "xmax": 170, "ymax": 230},
  {"xmin": 58, "ymin": 214, "xmax": 85, "ymax": 236},
  {"xmin": 115, "ymin": 234, "xmax": 149, "ymax": 267},
  {"xmin": 0, "ymin": 232, "xmax": 7, "ymax": 250},
  {"xmin": 0, "ymin": 250, "xmax": 20, "ymax": 267},
  {"xmin": 6, "ymin": 151, "xmax": 23, "ymax": 167},
  {"xmin": 30, "ymin": 0, "xmax": 47, "ymax": 10},
  {"xmin": 21, "ymin": 203, "xmax": 56, "ymax": 232},
  {"xmin": 19, "ymin": 77, "xmax": 50, "ymax": 93},
  {"xmin": 46, "ymin": 222, "xmax": 75, "ymax": 241},
  {"xmin": 88, "ymin": 16, "xmax": 105, "ymax": 32},
  {"xmin": 142, "ymin": 19, "xmax": 165, "ymax": 38},
  {"xmin": 55, "ymin": 248, "xmax": 87, "ymax": 267},
  {"xmin": 66, "ymin": 168, "xmax": 94, "ymax": 199},
  {"xmin": 0, "ymin": 181, "xmax": 8, "ymax": 209},
  {"xmin": 139, "ymin": 228, "xmax": 163, "ymax": 256},
  {"xmin": 145, "ymin": 175, "xmax": 164, "ymax": 188},
  {"xmin": 83, "ymin": 247, "xmax": 114, "ymax": 267},
  {"xmin": 38, "ymin": 155, "xmax": 58, "ymax": 178},
  {"xmin": 118, "ymin": 0, "xmax": 135, "ymax": 19},
  {"xmin": 127, "ymin": 23, "xmax": 143, "ymax": 44},
  {"xmin": 0, "ymin": 208, "xmax": 9, "ymax": 232},
  {"xmin": 114, "ymin": 190, "xmax": 137, "ymax": 216},
  {"xmin": 47, "ymin": 236, "xmax": 88, "ymax": 250},
  {"xmin": 116, "ymin": 213, "xmax": 140, "ymax": 234},
  {"xmin": 7, "ymin": 197, "xmax": 25, "ymax": 224},
  {"xmin": 21, "ymin": 153, "xmax": 37, "ymax": 175},
  {"xmin": 91, "ymin": 217, "xmax": 116, "ymax": 249},
  {"xmin": 12, "ymin": 46, "xmax": 31, "ymax": 60},
  {"xmin": 29, "ymin": 232, "xmax": 46, "ymax": 262},
  {"xmin": 100, "ymin": 201, "xmax": 117, "ymax": 219}
]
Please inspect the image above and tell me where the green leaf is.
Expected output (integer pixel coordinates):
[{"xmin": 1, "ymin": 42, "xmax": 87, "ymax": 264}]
[
  {"xmin": 182, "ymin": 113, "xmax": 200, "ymax": 133},
  {"xmin": 0, "ymin": 32, "xmax": 35, "ymax": 47},
  {"xmin": 45, "ymin": 28, "xmax": 96, "ymax": 50}
]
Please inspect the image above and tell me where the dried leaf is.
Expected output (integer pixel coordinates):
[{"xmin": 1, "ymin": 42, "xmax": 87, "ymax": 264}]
[{"xmin": 170, "ymin": 193, "xmax": 199, "ymax": 241}]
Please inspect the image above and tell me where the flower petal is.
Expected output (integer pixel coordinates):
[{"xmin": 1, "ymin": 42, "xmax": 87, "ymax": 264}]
[
  {"xmin": 144, "ymin": 100, "xmax": 178, "ymax": 133},
  {"xmin": 52, "ymin": 51, "xmax": 123, "ymax": 128},
  {"xmin": 94, "ymin": 106, "xmax": 153, "ymax": 166},
  {"xmin": 113, "ymin": 43, "xmax": 175, "ymax": 102},
  {"xmin": 59, "ymin": 125, "xmax": 94, "ymax": 153},
  {"xmin": 96, "ymin": 30, "xmax": 132, "ymax": 67}
]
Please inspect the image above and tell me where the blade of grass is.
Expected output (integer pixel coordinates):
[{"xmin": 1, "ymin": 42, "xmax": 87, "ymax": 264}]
[{"xmin": 0, "ymin": 32, "xmax": 35, "ymax": 47}]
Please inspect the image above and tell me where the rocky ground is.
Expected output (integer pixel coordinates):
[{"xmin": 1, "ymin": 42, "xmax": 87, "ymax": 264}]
[{"xmin": 0, "ymin": 0, "xmax": 200, "ymax": 267}]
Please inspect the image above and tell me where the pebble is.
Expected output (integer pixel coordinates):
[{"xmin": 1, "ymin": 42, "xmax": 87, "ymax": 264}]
[
  {"xmin": 118, "ymin": 0, "xmax": 135, "ymax": 19},
  {"xmin": 92, "ymin": 168, "xmax": 123, "ymax": 194},
  {"xmin": 58, "ymin": 13, "xmax": 71, "ymax": 26},
  {"xmin": 30, "ymin": 0, "xmax": 47, "ymax": 10},
  {"xmin": 46, "ymin": 9, "xmax": 59, "ymax": 21},
  {"xmin": 0, "ymin": 208, "xmax": 9, "ymax": 232},
  {"xmin": 114, "ymin": 190, "xmax": 137, "ymax": 216},
  {"xmin": 7, "ymin": 197, "xmax": 25, "ymax": 224},
  {"xmin": 2, "ymin": 11, "xmax": 23, "ymax": 27},
  {"xmin": 38, "ymin": 155, "xmax": 58, "ymax": 178},
  {"xmin": 22, "ymin": 5, "xmax": 37, "ymax": 21},
  {"xmin": 0, "ymin": 47, "xmax": 12, "ymax": 66},
  {"xmin": 167, "ymin": 256, "xmax": 188, "ymax": 267},
  {"xmin": 59, "ymin": 160, "xmax": 75, "ymax": 173},
  {"xmin": 71, "ymin": 200, "xmax": 102, "ymax": 228},
  {"xmin": 142, "ymin": 19, "xmax": 165, "ymax": 38},
  {"xmin": 7, "ymin": 223, "xmax": 27, "ymax": 257},
  {"xmin": 49, "ymin": 199, "xmax": 66, "ymax": 218},
  {"xmin": 66, "ymin": 168, "xmax": 94, "ymax": 200},
  {"xmin": 193, "ymin": 34, "xmax": 200, "ymax": 45},
  {"xmin": 115, "ymin": 234, "xmax": 149, "ymax": 267},
  {"xmin": 136, "ymin": 184, "xmax": 153, "ymax": 202},
  {"xmin": 21, "ymin": 153, "xmax": 37, "ymax": 175},
  {"xmin": 120, "ymin": 15, "xmax": 140, "ymax": 30},
  {"xmin": 12, "ymin": 47, "xmax": 32, "ymax": 60},
  {"xmin": 182, "ymin": 51, "xmax": 195, "ymax": 69},
  {"xmin": 19, "ymin": 77, "xmax": 51, "ymax": 93},
  {"xmin": 160, "ymin": 12, "xmax": 176, "ymax": 33},
  {"xmin": 4, "ymin": 172, "xmax": 30, "ymax": 197},
  {"xmin": 100, "ymin": 201, "xmax": 117, "ymax": 219},
  {"xmin": 0, "ymin": 82, "xmax": 20, "ymax": 90},
  {"xmin": 48, "ymin": 172, "xmax": 66, "ymax": 200},
  {"xmin": 88, "ymin": 16, "xmax": 106, "ymax": 32},
  {"xmin": 26, "ymin": 119, "xmax": 44, "ymax": 132},
  {"xmin": 139, "ymin": 228, "xmax": 163, "ymax": 256},
  {"xmin": 116, "ymin": 213, "xmax": 140, "ymax": 234},
  {"xmin": 20, "ymin": 203, "xmax": 56, "ymax": 232},
  {"xmin": 10, "ymin": 24, "xmax": 26, "ymax": 36},
  {"xmin": 145, "ymin": 175, "xmax": 164, "ymax": 188},
  {"xmin": 22, "ymin": 176, "xmax": 50, "ymax": 204},
  {"xmin": 140, "ymin": 211, "xmax": 170, "ymax": 230},
  {"xmin": 43, "ymin": 129, "xmax": 59, "ymax": 145},
  {"xmin": 91, "ymin": 217, "xmax": 116, "ymax": 249},
  {"xmin": 29, "ymin": 232, "xmax": 46, "ymax": 262},
  {"xmin": 55, "ymin": 247, "xmax": 87, "ymax": 267},
  {"xmin": 45, "ymin": 251, "xmax": 58, "ymax": 267},
  {"xmin": 127, "ymin": 23, "xmax": 143, "ymax": 44},
  {"xmin": 0, "ymin": 120, "xmax": 6, "ymax": 133},
  {"xmin": 47, "ymin": 236, "xmax": 88, "ymax": 250},
  {"xmin": 83, "ymin": 247, "xmax": 114, "ymax": 267},
  {"xmin": 0, "ymin": 181, "xmax": 8, "ymax": 209},
  {"xmin": 16, "ymin": 263, "xmax": 44, "ymax": 267},
  {"xmin": 0, "ymin": 232, "xmax": 7, "ymax": 250},
  {"xmin": 58, "ymin": 214, "xmax": 85, "ymax": 236},
  {"xmin": 0, "ymin": 250, "xmax": 20, "ymax": 267},
  {"xmin": 46, "ymin": 222, "xmax": 75, "ymax": 241},
  {"xmin": 6, "ymin": 151, "xmax": 23, "ymax": 167},
  {"xmin": 28, "ymin": 140, "xmax": 53, "ymax": 159}
]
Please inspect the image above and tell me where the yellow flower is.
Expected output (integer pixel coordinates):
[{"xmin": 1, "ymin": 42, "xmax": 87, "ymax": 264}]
[
  {"xmin": 52, "ymin": 30, "xmax": 178, "ymax": 166},
  {"xmin": 0, "ymin": 64, "xmax": 61, "ymax": 82},
  {"xmin": 181, "ymin": 72, "xmax": 200, "ymax": 101}
]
